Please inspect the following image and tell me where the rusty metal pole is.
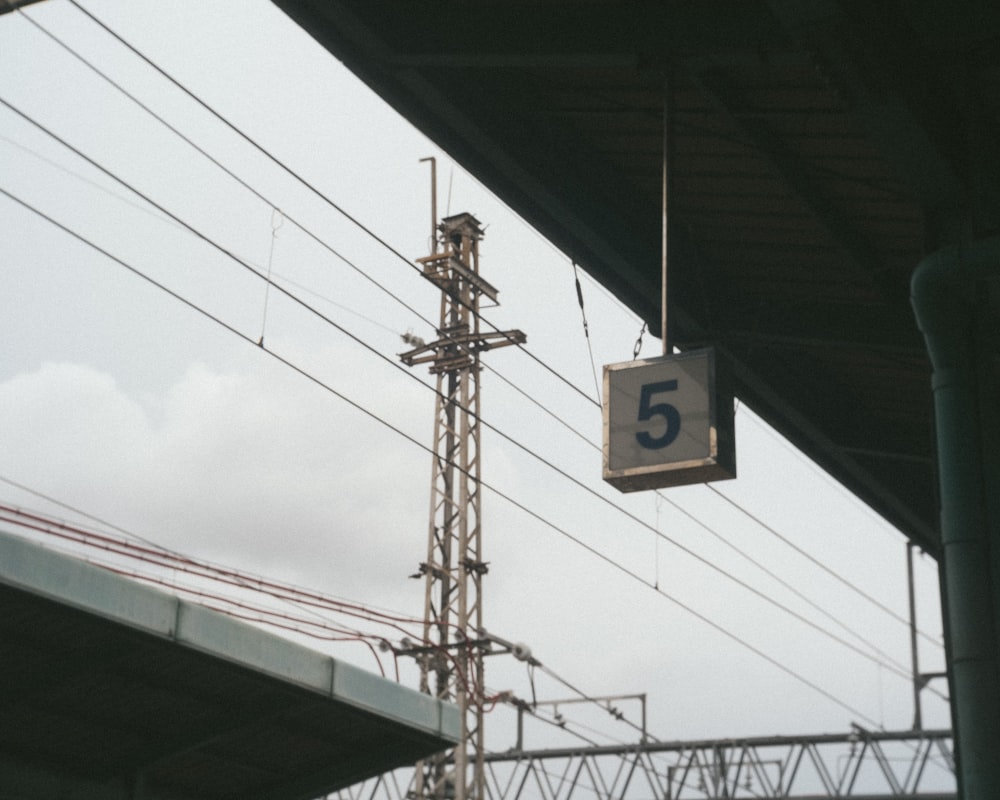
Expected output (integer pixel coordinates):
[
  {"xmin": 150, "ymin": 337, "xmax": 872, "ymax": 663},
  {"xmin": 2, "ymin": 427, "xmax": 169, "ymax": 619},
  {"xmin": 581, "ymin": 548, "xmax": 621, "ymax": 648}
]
[{"xmin": 401, "ymin": 205, "xmax": 526, "ymax": 800}]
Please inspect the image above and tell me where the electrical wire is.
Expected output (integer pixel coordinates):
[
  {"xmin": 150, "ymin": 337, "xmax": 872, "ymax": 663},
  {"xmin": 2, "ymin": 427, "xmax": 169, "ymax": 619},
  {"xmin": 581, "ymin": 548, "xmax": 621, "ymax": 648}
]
[
  {"xmin": 0, "ymin": 91, "xmax": 913, "ymax": 684},
  {"xmin": 0, "ymin": 182, "xmax": 891, "ymax": 730},
  {"xmin": 60, "ymin": 0, "xmax": 596, "ymax": 408},
  {"xmin": 0, "ymin": 9, "xmax": 955, "ymax": 787},
  {"xmin": 8, "ymin": 6, "xmax": 435, "ymax": 336},
  {"xmin": 571, "ymin": 259, "xmax": 602, "ymax": 404},
  {"xmin": 8, "ymin": 2, "xmax": 934, "ymax": 669},
  {"xmin": 706, "ymin": 483, "xmax": 943, "ymax": 650},
  {"xmin": 0, "ymin": 131, "xmax": 182, "ymax": 230},
  {"xmin": 485, "ymin": 358, "xmax": 941, "ymax": 661},
  {"xmin": 4, "ymin": 94, "xmax": 931, "ymax": 662},
  {"xmin": 0, "ymin": 502, "xmax": 487, "ymax": 687},
  {"xmin": 0, "ymin": 90, "xmax": 938, "ymax": 702},
  {"xmin": 1, "ymin": 7, "xmax": 943, "ymax": 721}
]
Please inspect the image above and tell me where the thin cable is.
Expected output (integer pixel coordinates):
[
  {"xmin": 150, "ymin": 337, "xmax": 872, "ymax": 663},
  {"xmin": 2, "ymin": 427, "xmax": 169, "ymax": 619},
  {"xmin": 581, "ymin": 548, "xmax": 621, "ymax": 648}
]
[
  {"xmin": 269, "ymin": 269, "xmax": 402, "ymax": 338},
  {"xmin": 487, "ymin": 356, "xmax": 941, "ymax": 660},
  {"xmin": 483, "ymin": 474, "xmax": 887, "ymax": 729},
  {"xmin": 0, "ymin": 504, "xmax": 427, "ymax": 631},
  {"xmin": 572, "ymin": 259, "xmax": 601, "ymax": 403},
  {"xmin": 6, "ymin": 12, "xmax": 942, "ymax": 699},
  {"xmin": 7, "ymin": 8, "xmax": 436, "ymax": 337},
  {"xmin": 0, "ymin": 97, "xmax": 918, "ymax": 686},
  {"xmin": 0, "ymin": 96, "xmax": 921, "ymax": 689},
  {"xmin": 535, "ymin": 663, "xmax": 652, "ymax": 743},
  {"xmin": 706, "ymin": 483, "xmax": 943, "ymax": 650},
  {"xmin": 0, "ymin": 502, "xmax": 482, "ymax": 689},
  {"xmin": 7, "ymin": 1, "xmax": 944, "ymax": 752},
  {"xmin": 258, "ymin": 207, "xmax": 283, "ymax": 346},
  {"xmin": 44, "ymin": 3, "xmax": 939, "ymax": 643},
  {"xmin": 472, "ymin": 394, "xmax": 923, "ymax": 683},
  {"xmin": 0, "ymin": 184, "xmax": 887, "ymax": 731},
  {"xmin": 0, "ymin": 132, "xmax": 182, "ymax": 229},
  {"xmin": 61, "ymin": 0, "xmax": 597, "ymax": 408},
  {"xmin": 0, "ymin": 94, "xmax": 449, "ymax": 408}
]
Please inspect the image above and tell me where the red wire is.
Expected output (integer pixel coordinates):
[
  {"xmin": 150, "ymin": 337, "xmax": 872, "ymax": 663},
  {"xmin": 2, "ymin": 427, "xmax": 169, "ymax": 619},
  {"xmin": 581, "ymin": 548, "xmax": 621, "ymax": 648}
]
[{"xmin": 0, "ymin": 504, "xmax": 485, "ymax": 695}]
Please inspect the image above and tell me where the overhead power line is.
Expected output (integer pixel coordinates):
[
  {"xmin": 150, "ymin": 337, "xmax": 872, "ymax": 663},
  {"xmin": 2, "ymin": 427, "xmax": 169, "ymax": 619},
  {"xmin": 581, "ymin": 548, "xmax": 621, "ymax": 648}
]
[
  {"xmin": 2, "ymin": 4, "xmax": 947, "ymax": 728},
  {"xmin": 59, "ymin": 0, "xmax": 595, "ymax": 408},
  {"xmin": 1, "ymin": 61, "xmax": 944, "ymax": 714},
  {"xmin": 0, "ymin": 91, "xmax": 911, "ymax": 686},
  {"xmin": 12, "ymin": 0, "xmax": 934, "ymax": 667},
  {"xmin": 0, "ymin": 182, "xmax": 896, "ymax": 730}
]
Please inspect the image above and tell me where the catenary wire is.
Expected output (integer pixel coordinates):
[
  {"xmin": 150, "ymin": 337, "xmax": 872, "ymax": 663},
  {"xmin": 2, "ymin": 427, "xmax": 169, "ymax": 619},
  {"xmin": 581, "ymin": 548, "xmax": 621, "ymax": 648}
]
[
  {"xmin": 9, "ymin": 6, "xmax": 435, "ymax": 336},
  {"xmin": 0, "ymin": 183, "xmax": 894, "ymax": 730},
  {"xmin": 482, "ymin": 366, "xmax": 929, "ymax": 672},
  {"xmin": 0, "ymin": 93, "xmax": 931, "ymax": 697},
  {"xmin": 3, "ymin": 109, "xmax": 938, "ymax": 664},
  {"xmin": 3, "ymin": 4, "xmax": 944, "ymax": 720},
  {"xmin": 103, "ymin": 8, "xmax": 939, "ymax": 653},
  {"xmin": 57, "ymin": 0, "xmax": 595, "ymax": 408},
  {"xmin": 0, "ymin": 94, "xmax": 918, "ymax": 688},
  {"xmin": 706, "ymin": 483, "xmax": 943, "ymax": 649},
  {"xmin": 9, "ymin": 2, "xmax": 931, "ymax": 664},
  {"xmin": 1, "ymin": 10, "xmax": 952, "ymax": 780}
]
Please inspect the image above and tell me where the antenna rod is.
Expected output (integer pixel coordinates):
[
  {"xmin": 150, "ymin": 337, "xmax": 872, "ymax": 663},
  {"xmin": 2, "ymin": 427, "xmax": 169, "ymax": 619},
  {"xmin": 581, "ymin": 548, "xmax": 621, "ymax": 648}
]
[{"xmin": 420, "ymin": 157, "xmax": 438, "ymax": 253}]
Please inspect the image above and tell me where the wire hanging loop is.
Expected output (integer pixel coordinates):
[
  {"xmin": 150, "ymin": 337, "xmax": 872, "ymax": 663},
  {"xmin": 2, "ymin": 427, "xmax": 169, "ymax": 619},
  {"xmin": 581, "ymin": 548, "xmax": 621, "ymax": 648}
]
[
  {"xmin": 270, "ymin": 206, "xmax": 284, "ymax": 236},
  {"xmin": 258, "ymin": 207, "xmax": 284, "ymax": 347}
]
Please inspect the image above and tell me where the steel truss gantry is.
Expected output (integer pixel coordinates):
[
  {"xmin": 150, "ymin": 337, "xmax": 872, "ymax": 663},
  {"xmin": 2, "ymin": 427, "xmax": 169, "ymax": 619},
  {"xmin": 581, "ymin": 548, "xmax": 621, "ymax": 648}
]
[
  {"xmin": 326, "ymin": 728, "xmax": 955, "ymax": 800},
  {"xmin": 399, "ymin": 212, "xmax": 525, "ymax": 800}
]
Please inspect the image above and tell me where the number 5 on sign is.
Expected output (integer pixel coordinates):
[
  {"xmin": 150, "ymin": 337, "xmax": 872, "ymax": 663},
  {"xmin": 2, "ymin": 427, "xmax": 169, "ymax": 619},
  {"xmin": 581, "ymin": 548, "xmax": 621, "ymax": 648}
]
[
  {"xmin": 602, "ymin": 348, "xmax": 736, "ymax": 492},
  {"xmin": 635, "ymin": 380, "xmax": 681, "ymax": 449}
]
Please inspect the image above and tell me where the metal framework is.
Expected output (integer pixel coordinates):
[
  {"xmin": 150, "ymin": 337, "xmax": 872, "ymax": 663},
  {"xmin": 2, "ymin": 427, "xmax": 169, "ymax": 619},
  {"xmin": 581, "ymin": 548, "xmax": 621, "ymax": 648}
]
[
  {"xmin": 326, "ymin": 728, "xmax": 955, "ymax": 800},
  {"xmin": 400, "ymin": 212, "xmax": 525, "ymax": 800}
]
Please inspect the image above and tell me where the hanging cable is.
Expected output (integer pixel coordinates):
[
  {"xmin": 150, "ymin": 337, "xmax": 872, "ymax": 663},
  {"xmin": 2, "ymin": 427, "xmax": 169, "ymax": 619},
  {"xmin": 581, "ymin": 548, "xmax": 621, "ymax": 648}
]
[
  {"xmin": 0, "ymin": 183, "xmax": 895, "ymax": 728},
  {"xmin": 7, "ymin": 7, "xmax": 438, "ymax": 339},
  {"xmin": 489, "ymin": 356, "xmax": 940, "ymax": 660},
  {"xmin": 258, "ymin": 207, "xmax": 283, "ymax": 347},
  {"xmin": 58, "ymin": 0, "xmax": 596, "ymax": 409},
  {"xmin": 572, "ymin": 259, "xmax": 602, "ymax": 403},
  {"xmin": 5, "ymin": 0, "xmax": 945, "ymax": 701},
  {"xmin": 705, "ymin": 483, "xmax": 943, "ymax": 650},
  {"xmin": 0, "ymin": 96, "xmax": 930, "ymax": 697},
  {"xmin": 34, "ymin": 3, "xmax": 937, "ymax": 648},
  {"xmin": 0, "ymin": 109, "xmax": 924, "ymax": 688}
]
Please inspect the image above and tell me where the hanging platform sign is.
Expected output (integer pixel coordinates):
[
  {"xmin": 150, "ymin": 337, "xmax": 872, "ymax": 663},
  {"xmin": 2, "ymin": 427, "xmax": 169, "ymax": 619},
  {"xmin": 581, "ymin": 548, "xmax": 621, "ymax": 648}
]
[{"xmin": 602, "ymin": 347, "xmax": 736, "ymax": 492}]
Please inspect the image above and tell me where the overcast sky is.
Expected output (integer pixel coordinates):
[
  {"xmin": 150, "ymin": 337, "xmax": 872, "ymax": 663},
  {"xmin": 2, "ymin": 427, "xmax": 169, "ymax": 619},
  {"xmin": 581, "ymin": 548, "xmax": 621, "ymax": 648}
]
[{"xmin": 0, "ymin": 0, "xmax": 950, "ymax": 771}]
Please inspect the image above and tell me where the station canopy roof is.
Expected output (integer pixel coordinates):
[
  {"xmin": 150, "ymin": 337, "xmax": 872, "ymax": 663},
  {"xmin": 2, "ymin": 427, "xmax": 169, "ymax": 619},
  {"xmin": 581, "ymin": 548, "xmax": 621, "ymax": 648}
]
[
  {"xmin": 272, "ymin": 0, "xmax": 1000, "ymax": 557},
  {"xmin": 0, "ymin": 530, "xmax": 459, "ymax": 800}
]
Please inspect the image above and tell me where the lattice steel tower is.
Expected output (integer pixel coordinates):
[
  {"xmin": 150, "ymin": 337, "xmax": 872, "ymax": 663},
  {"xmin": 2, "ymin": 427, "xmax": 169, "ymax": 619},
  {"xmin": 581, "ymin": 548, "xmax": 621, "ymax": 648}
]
[{"xmin": 400, "ymin": 212, "xmax": 525, "ymax": 800}]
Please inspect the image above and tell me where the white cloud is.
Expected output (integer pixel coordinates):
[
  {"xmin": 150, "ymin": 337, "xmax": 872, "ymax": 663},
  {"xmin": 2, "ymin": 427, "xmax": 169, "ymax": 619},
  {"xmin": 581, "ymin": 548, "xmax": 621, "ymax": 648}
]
[{"xmin": 0, "ymin": 355, "xmax": 429, "ymax": 606}]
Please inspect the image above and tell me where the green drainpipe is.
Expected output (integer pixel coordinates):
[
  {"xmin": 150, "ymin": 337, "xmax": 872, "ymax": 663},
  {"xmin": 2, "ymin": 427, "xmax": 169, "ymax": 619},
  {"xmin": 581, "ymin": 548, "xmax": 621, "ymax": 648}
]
[{"xmin": 911, "ymin": 235, "xmax": 1000, "ymax": 799}]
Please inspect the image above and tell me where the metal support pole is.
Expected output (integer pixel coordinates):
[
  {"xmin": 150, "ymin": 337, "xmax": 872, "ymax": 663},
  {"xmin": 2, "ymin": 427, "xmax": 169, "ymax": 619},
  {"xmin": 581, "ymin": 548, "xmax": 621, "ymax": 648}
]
[
  {"xmin": 402, "ymin": 209, "xmax": 525, "ymax": 800},
  {"xmin": 661, "ymin": 73, "xmax": 671, "ymax": 355},
  {"xmin": 908, "ymin": 542, "xmax": 923, "ymax": 730},
  {"xmin": 911, "ymin": 235, "xmax": 1000, "ymax": 799}
]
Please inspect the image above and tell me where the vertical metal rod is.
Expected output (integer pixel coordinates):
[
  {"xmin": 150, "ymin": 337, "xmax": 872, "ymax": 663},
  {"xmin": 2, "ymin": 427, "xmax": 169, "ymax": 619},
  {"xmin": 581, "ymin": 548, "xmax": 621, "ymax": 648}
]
[
  {"xmin": 661, "ymin": 73, "xmax": 671, "ymax": 355},
  {"xmin": 421, "ymin": 156, "xmax": 438, "ymax": 253},
  {"xmin": 908, "ymin": 542, "xmax": 923, "ymax": 730}
]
